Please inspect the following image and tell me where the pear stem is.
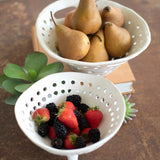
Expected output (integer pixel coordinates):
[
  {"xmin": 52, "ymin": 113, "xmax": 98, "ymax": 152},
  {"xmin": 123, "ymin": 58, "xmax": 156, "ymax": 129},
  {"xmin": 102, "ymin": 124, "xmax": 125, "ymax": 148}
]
[
  {"xmin": 94, "ymin": 35, "xmax": 102, "ymax": 42},
  {"xmin": 50, "ymin": 11, "xmax": 57, "ymax": 26}
]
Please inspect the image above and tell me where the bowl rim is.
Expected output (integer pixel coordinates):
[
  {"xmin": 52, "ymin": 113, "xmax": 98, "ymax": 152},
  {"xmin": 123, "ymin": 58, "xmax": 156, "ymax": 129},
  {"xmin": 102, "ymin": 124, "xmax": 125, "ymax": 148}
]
[
  {"xmin": 35, "ymin": 0, "xmax": 151, "ymax": 67},
  {"xmin": 14, "ymin": 72, "xmax": 126, "ymax": 156}
]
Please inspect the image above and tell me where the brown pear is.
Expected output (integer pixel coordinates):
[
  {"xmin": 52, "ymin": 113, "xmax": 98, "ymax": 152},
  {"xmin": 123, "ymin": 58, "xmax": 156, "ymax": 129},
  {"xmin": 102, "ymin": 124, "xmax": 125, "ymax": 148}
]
[
  {"xmin": 101, "ymin": 6, "xmax": 124, "ymax": 27},
  {"xmin": 64, "ymin": 10, "xmax": 75, "ymax": 28},
  {"xmin": 104, "ymin": 22, "xmax": 131, "ymax": 58},
  {"xmin": 81, "ymin": 30, "xmax": 109, "ymax": 62},
  {"xmin": 71, "ymin": 0, "xmax": 102, "ymax": 34},
  {"xmin": 51, "ymin": 12, "xmax": 90, "ymax": 60}
]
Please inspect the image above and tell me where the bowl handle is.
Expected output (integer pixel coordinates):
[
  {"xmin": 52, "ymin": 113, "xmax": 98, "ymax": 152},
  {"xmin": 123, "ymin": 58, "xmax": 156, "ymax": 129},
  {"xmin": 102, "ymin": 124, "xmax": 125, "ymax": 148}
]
[{"xmin": 67, "ymin": 154, "xmax": 78, "ymax": 160}]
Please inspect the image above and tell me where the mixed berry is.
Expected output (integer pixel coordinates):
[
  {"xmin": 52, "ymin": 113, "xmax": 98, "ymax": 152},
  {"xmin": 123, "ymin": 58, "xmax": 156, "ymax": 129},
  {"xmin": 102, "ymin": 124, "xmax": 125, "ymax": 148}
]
[{"xmin": 32, "ymin": 94, "xmax": 103, "ymax": 149}]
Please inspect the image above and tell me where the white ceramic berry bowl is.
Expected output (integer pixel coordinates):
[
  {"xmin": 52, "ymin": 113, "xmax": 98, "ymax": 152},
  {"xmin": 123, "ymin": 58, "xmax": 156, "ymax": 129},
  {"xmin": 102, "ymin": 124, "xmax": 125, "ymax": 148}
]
[
  {"xmin": 14, "ymin": 72, "xmax": 125, "ymax": 160},
  {"xmin": 35, "ymin": 0, "xmax": 151, "ymax": 76}
]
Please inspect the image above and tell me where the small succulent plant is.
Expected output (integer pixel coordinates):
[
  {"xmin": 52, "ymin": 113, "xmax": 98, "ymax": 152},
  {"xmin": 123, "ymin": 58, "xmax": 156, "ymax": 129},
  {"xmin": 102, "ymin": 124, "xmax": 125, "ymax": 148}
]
[
  {"xmin": 124, "ymin": 94, "xmax": 138, "ymax": 123},
  {"xmin": 0, "ymin": 52, "xmax": 64, "ymax": 105}
]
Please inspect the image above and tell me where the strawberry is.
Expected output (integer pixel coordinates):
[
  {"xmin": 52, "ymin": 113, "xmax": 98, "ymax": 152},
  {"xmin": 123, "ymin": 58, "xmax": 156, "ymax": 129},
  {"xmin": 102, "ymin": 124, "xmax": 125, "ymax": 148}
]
[
  {"xmin": 81, "ymin": 128, "xmax": 91, "ymax": 142},
  {"xmin": 58, "ymin": 101, "xmax": 76, "ymax": 111},
  {"xmin": 64, "ymin": 133, "xmax": 78, "ymax": 149},
  {"xmin": 70, "ymin": 126, "xmax": 80, "ymax": 135},
  {"xmin": 33, "ymin": 108, "xmax": 50, "ymax": 126},
  {"xmin": 48, "ymin": 126, "xmax": 56, "ymax": 140},
  {"xmin": 58, "ymin": 107, "xmax": 78, "ymax": 129},
  {"xmin": 85, "ymin": 107, "xmax": 103, "ymax": 128}
]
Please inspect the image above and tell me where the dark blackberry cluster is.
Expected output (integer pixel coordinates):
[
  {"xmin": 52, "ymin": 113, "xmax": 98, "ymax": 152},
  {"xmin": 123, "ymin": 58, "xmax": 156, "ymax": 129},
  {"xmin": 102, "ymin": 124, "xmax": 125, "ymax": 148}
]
[
  {"xmin": 74, "ymin": 110, "xmax": 89, "ymax": 131},
  {"xmin": 46, "ymin": 103, "xmax": 58, "ymax": 126},
  {"xmin": 78, "ymin": 103, "xmax": 89, "ymax": 114},
  {"xmin": 88, "ymin": 128, "xmax": 100, "ymax": 143},
  {"xmin": 75, "ymin": 136, "xmax": 86, "ymax": 148},
  {"xmin": 53, "ymin": 118, "xmax": 68, "ymax": 139},
  {"xmin": 66, "ymin": 95, "xmax": 81, "ymax": 108},
  {"xmin": 38, "ymin": 123, "xmax": 49, "ymax": 137},
  {"xmin": 51, "ymin": 137, "xmax": 63, "ymax": 149}
]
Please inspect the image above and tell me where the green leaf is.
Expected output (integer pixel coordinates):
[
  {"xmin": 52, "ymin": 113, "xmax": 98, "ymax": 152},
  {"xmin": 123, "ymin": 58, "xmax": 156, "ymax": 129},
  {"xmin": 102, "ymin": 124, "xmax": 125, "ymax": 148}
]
[
  {"xmin": 15, "ymin": 83, "xmax": 33, "ymax": 93},
  {"xmin": 25, "ymin": 52, "xmax": 48, "ymax": 74},
  {"xmin": 4, "ymin": 63, "xmax": 29, "ymax": 81},
  {"xmin": 0, "ymin": 75, "xmax": 8, "ymax": 88},
  {"xmin": 5, "ymin": 94, "xmax": 20, "ymax": 105},
  {"xmin": 2, "ymin": 79, "xmax": 22, "ymax": 94},
  {"xmin": 37, "ymin": 62, "xmax": 64, "ymax": 80},
  {"xmin": 27, "ymin": 69, "xmax": 37, "ymax": 82}
]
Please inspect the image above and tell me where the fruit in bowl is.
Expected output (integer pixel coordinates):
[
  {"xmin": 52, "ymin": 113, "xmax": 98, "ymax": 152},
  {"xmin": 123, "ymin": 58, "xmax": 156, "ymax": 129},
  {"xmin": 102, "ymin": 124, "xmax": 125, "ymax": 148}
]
[
  {"xmin": 14, "ymin": 72, "xmax": 126, "ymax": 160},
  {"xmin": 32, "ymin": 94, "xmax": 103, "ymax": 150},
  {"xmin": 52, "ymin": 0, "xmax": 132, "ymax": 62},
  {"xmin": 36, "ymin": 0, "xmax": 151, "ymax": 75}
]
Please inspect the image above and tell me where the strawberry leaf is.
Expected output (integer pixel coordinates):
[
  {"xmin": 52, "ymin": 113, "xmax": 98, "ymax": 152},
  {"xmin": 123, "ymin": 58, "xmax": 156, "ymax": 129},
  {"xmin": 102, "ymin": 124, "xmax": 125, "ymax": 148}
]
[
  {"xmin": 15, "ymin": 83, "xmax": 33, "ymax": 93},
  {"xmin": 4, "ymin": 63, "xmax": 29, "ymax": 81},
  {"xmin": 2, "ymin": 79, "xmax": 23, "ymax": 94},
  {"xmin": 37, "ymin": 62, "xmax": 64, "ymax": 80},
  {"xmin": 25, "ymin": 52, "xmax": 47, "ymax": 74},
  {"xmin": 4, "ymin": 94, "xmax": 20, "ymax": 105}
]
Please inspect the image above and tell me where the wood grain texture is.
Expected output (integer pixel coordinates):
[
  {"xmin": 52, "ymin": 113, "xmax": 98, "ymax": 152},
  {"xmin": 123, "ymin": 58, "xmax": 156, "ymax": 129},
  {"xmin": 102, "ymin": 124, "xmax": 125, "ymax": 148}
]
[{"xmin": 0, "ymin": 0, "xmax": 159, "ymax": 160}]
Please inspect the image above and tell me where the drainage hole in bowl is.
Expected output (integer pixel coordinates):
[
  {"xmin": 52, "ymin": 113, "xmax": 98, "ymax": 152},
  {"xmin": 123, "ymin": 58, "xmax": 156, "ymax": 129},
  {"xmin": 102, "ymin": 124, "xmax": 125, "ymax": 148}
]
[
  {"xmin": 89, "ymin": 92, "xmax": 93, "ymax": 96},
  {"xmin": 116, "ymin": 107, "xmax": 120, "ymax": 111},
  {"xmin": 108, "ymin": 108, "xmax": 112, "ymax": 112},
  {"xmin": 53, "ymin": 91, "xmax": 58, "ymax": 95},
  {"xmin": 105, "ymin": 102, "xmax": 109, "ymax": 107},
  {"xmin": 89, "ymin": 83, "xmax": 92, "ymax": 87},
  {"xmin": 61, "ymin": 80, "xmax": 65, "ymax": 84},
  {"xmin": 48, "ymin": 93, "xmax": 52, "ymax": 98},
  {"xmin": 110, "ymin": 112, "xmax": 114, "ymax": 116},
  {"xmin": 30, "ymin": 97, "xmax": 34, "ymax": 102},
  {"xmin": 80, "ymin": 81, "xmax": 84, "ymax": 86},
  {"xmin": 97, "ymin": 86, "xmax": 101, "ymax": 90},
  {"xmin": 71, "ymin": 80, "xmax": 75, "ymax": 84},
  {"xmin": 61, "ymin": 90, "xmax": 65, "ymax": 94},
  {"xmin": 42, "ymin": 97, "xmax": 46, "ymax": 102},
  {"xmin": 83, "ymin": 90, "xmax": 87, "ymax": 94},
  {"xmin": 37, "ymin": 91, "xmax": 40, "ymax": 95},
  {"xmin": 33, "ymin": 106, "xmax": 37, "ymax": 110},
  {"xmin": 25, "ymin": 103, "xmax": 28, "ymax": 107},
  {"xmin": 101, "ymin": 98, "xmax": 105, "ymax": 103},
  {"xmin": 43, "ymin": 87, "xmax": 47, "ymax": 91},
  {"xmin": 109, "ymin": 93, "xmax": 113, "ymax": 98},
  {"xmin": 104, "ymin": 88, "xmax": 107, "ymax": 94},
  {"xmin": 53, "ymin": 83, "xmax": 57, "ymax": 87},
  {"xmin": 95, "ymin": 95, "xmax": 99, "ymax": 99},
  {"xmin": 114, "ymin": 101, "xmax": 117, "ymax": 105}
]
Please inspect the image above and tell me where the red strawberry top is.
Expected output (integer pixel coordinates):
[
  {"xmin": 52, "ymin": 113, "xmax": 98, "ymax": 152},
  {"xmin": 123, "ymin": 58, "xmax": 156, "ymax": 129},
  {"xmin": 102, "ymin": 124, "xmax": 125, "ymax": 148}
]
[
  {"xmin": 64, "ymin": 133, "xmax": 78, "ymax": 149},
  {"xmin": 33, "ymin": 108, "xmax": 50, "ymax": 126},
  {"xmin": 58, "ymin": 107, "xmax": 78, "ymax": 129},
  {"xmin": 58, "ymin": 101, "xmax": 76, "ymax": 111},
  {"xmin": 85, "ymin": 107, "xmax": 103, "ymax": 129}
]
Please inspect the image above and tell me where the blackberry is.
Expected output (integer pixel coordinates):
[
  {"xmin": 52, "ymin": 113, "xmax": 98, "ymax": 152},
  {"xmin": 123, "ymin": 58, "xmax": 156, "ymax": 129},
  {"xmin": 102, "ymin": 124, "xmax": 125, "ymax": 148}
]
[
  {"xmin": 88, "ymin": 128, "xmax": 100, "ymax": 143},
  {"xmin": 38, "ymin": 123, "xmax": 49, "ymax": 137},
  {"xmin": 46, "ymin": 103, "xmax": 58, "ymax": 126},
  {"xmin": 74, "ymin": 110, "xmax": 89, "ymax": 131},
  {"xmin": 75, "ymin": 136, "xmax": 86, "ymax": 148},
  {"xmin": 51, "ymin": 137, "xmax": 63, "ymax": 149},
  {"xmin": 53, "ymin": 118, "xmax": 68, "ymax": 139},
  {"xmin": 78, "ymin": 103, "xmax": 89, "ymax": 113},
  {"xmin": 66, "ymin": 95, "xmax": 81, "ymax": 108}
]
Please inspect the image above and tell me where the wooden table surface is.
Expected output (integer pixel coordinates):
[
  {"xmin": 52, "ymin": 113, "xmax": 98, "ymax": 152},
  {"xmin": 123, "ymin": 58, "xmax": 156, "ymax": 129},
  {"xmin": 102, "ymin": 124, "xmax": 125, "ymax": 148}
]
[{"xmin": 0, "ymin": 0, "xmax": 159, "ymax": 160}]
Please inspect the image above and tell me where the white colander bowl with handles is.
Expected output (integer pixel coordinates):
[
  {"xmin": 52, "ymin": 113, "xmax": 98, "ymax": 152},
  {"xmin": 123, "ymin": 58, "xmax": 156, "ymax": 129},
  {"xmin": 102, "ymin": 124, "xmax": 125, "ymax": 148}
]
[
  {"xmin": 35, "ymin": 0, "xmax": 151, "ymax": 76},
  {"xmin": 14, "ymin": 72, "xmax": 126, "ymax": 160}
]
